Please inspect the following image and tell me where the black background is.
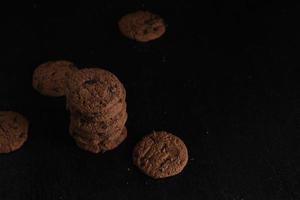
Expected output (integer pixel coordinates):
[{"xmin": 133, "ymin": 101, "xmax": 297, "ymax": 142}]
[{"xmin": 1, "ymin": 1, "xmax": 300, "ymax": 199}]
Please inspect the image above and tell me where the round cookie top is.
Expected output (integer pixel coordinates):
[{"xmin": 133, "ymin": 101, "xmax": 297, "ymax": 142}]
[
  {"xmin": 66, "ymin": 68, "xmax": 125, "ymax": 115},
  {"xmin": 0, "ymin": 111, "xmax": 29, "ymax": 153},
  {"xmin": 133, "ymin": 131, "xmax": 188, "ymax": 179},
  {"xmin": 118, "ymin": 10, "xmax": 166, "ymax": 42},
  {"xmin": 32, "ymin": 60, "xmax": 78, "ymax": 97}
]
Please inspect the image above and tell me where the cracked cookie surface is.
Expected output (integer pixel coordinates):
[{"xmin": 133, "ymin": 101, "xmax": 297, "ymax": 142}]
[
  {"xmin": 0, "ymin": 111, "xmax": 29, "ymax": 153},
  {"xmin": 65, "ymin": 68, "xmax": 125, "ymax": 116},
  {"xmin": 133, "ymin": 131, "xmax": 188, "ymax": 179},
  {"xmin": 118, "ymin": 11, "xmax": 166, "ymax": 42},
  {"xmin": 32, "ymin": 60, "xmax": 77, "ymax": 97}
]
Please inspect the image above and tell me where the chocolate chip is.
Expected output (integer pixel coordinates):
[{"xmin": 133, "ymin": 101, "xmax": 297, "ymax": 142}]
[{"xmin": 84, "ymin": 80, "xmax": 99, "ymax": 85}]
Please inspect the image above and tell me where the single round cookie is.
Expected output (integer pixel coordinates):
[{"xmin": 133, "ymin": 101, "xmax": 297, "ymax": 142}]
[
  {"xmin": 73, "ymin": 127, "xmax": 127, "ymax": 153},
  {"xmin": 65, "ymin": 68, "xmax": 126, "ymax": 115},
  {"xmin": 0, "ymin": 111, "xmax": 29, "ymax": 153},
  {"xmin": 133, "ymin": 131, "xmax": 188, "ymax": 179},
  {"xmin": 118, "ymin": 10, "xmax": 166, "ymax": 42},
  {"xmin": 32, "ymin": 60, "xmax": 78, "ymax": 97}
]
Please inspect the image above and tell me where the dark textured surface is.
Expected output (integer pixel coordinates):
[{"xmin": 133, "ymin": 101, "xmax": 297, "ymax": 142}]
[{"xmin": 1, "ymin": 1, "xmax": 300, "ymax": 199}]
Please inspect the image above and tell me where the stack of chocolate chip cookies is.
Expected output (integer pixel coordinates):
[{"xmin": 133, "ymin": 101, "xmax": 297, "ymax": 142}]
[{"xmin": 65, "ymin": 68, "xmax": 127, "ymax": 153}]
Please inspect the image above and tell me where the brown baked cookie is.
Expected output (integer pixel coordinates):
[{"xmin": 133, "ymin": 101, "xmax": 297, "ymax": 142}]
[
  {"xmin": 101, "ymin": 126, "xmax": 127, "ymax": 151},
  {"xmin": 0, "ymin": 111, "xmax": 29, "ymax": 153},
  {"xmin": 118, "ymin": 11, "xmax": 166, "ymax": 42},
  {"xmin": 69, "ymin": 109, "xmax": 127, "ymax": 135},
  {"xmin": 69, "ymin": 114, "xmax": 126, "ymax": 140},
  {"xmin": 65, "ymin": 68, "xmax": 126, "ymax": 115},
  {"xmin": 32, "ymin": 60, "xmax": 78, "ymax": 97},
  {"xmin": 67, "ymin": 97, "xmax": 126, "ymax": 120},
  {"xmin": 133, "ymin": 131, "xmax": 188, "ymax": 179},
  {"xmin": 70, "ymin": 125, "xmax": 125, "ymax": 146},
  {"xmin": 73, "ymin": 127, "xmax": 127, "ymax": 153}
]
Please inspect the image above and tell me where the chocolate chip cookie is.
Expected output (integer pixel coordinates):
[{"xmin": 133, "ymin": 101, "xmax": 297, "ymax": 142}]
[
  {"xmin": 67, "ymin": 96, "xmax": 126, "ymax": 119},
  {"xmin": 65, "ymin": 68, "xmax": 126, "ymax": 116},
  {"xmin": 69, "ymin": 104, "xmax": 127, "ymax": 134},
  {"xmin": 70, "ymin": 114, "xmax": 127, "ymax": 140},
  {"xmin": 0, "ymin": 111, "xmax": 29, "ymax": 153},
  {"xmin": 32, "ymin": 60, "xmax": 78, "ymax": 97},
  {"xmin": 118, "ymin": 11, "xmax": 166, "ymax": 42},
  {"xmin": 133, "ymin": 131, "xmax": 188, "ymax": 179}
]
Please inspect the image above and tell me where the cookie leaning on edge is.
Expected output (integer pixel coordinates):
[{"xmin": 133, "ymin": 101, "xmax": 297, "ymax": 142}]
[
  {"xmin": 118, "ymin": 10, "xmax": 166, "ymax": 42},
  {"xmin": 133, "ymin": 131, "xmax": 188, "ymax": 179},
  {"xmin": 32, "ymin": 60, "xmax": 78, "ymax": 97},
  {"xmin": 0, "ymin": 111, "xmax": 29, "ymax": 153}
]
